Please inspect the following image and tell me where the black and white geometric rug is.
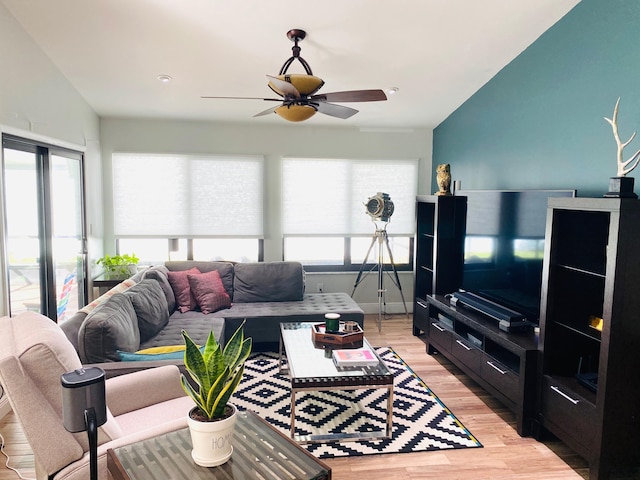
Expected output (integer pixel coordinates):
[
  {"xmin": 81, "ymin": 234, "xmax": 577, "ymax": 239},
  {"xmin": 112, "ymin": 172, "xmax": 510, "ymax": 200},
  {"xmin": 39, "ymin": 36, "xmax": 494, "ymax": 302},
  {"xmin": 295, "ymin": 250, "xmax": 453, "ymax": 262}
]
[{"xmin": 233, "ymin": 347, "xmax": 482, "ymax": 458}]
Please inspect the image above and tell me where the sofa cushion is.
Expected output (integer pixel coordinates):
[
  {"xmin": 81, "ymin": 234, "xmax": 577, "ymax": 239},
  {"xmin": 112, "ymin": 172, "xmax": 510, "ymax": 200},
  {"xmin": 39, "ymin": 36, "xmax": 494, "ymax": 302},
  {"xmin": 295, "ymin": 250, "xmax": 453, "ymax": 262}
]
[
  {"xmin": 123, "ymin": 279, "xmax": 169, "ymax": 342},
  {"xmin": 187, "ymin": 270, "xmax": 231, "ymax": 314},
  {"xmin": 165, "ymin": 261, "xmax": 234, "ymax": 298},
  {"xmin": 79, "ymin": 278, "xmax": 137, "ymax": 315},
  {"xmin": 138, "ymin": 313, "xmax": 226, "ymax": 350},
  {"xmin": 167, "ymin": 267, "xmax": 201, "ymax": 313},
  {"xmin": 233, "ymin": 261, "xmax": 304, "ymax": 303},
  {"xmin": 78, "ymin": 293, "xmax": 140, "ymax": 363},
  {"xmin": 142, "ymin": 265, "xmax": 176, "ymax": 313}
]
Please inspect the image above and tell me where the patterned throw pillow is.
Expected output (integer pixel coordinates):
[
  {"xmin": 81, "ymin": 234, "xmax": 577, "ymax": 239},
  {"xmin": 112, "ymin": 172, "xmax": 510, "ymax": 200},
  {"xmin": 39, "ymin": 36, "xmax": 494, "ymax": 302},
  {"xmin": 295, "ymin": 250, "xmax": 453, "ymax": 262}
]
[
  {"xmin": 187, "ymin": 270, "xmax": 232, "ymax": 314},
  {"xmin": 167, "ymin": 267, "xmax": 201, "ymax": 313}
]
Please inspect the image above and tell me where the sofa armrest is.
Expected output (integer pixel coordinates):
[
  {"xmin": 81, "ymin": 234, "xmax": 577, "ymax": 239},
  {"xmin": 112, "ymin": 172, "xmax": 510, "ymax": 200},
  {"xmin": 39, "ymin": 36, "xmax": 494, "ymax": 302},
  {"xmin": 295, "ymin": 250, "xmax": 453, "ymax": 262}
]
[
  {"xmin": 0, "ymin": 356, "xmax": 84, "ymax": 477},
  {"xmin": 87, "ymin": 359, "xmax": 187, "ymax": 379},
  {"xmin": 105, "ymin": 365, "xmax": 186, "ymax": 416}
]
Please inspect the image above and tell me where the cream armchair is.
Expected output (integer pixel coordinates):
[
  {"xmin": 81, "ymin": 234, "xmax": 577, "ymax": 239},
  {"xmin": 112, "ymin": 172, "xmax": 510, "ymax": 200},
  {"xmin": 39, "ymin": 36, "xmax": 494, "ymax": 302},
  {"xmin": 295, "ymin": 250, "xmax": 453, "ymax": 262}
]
[{"xmin": 0, "ymin": 312, "xmax": 193, "ymax": 480}]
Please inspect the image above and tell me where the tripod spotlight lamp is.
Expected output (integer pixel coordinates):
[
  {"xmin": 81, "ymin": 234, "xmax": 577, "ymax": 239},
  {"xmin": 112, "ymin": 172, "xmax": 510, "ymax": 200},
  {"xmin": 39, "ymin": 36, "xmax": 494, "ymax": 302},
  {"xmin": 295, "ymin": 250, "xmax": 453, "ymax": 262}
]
[
  {"xmin": 61, "ymin": 367, "xmax": 107, "ymax": 480},
  {"xmin": 353, "ymin": 192, "xmax": 409, "ymax": 331},
  {"xmin": 365, "ymin": 192, "xmax": 394, "ymax": 222}
]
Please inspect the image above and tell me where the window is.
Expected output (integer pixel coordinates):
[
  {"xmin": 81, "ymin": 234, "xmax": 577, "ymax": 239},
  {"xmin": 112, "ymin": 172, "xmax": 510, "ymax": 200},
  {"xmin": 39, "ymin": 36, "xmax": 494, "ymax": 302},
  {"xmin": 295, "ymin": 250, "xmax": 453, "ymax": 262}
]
[
  {"xmin": 112, "ymin": 153, "xmax": 264, "ymax": 263},
  {"xmin": 2, "ymin": 135, "xmax": 87, "ymax": 321},
  {"xmin": 117, "ymin": 238, "xmax": 262, "ymax": 263},
  {"xmin": 282, "ymin": 158, "xmax": 417, "ymax": 271}
]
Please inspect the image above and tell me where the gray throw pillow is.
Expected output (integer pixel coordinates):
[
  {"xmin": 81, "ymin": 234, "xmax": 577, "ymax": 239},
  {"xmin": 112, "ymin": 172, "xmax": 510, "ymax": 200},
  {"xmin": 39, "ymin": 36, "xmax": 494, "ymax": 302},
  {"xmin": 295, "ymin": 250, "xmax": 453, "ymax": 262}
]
[
  {"xmin": 142, "ymin": 266, "xmax": 176, "ymax": 313},
  {"xmin": 78, "ymin": 293, "xmax": 139, "ymax": 363},
  {"xmin": 124, "ymin": 279, "xmax": 169, "ymax": 342}
]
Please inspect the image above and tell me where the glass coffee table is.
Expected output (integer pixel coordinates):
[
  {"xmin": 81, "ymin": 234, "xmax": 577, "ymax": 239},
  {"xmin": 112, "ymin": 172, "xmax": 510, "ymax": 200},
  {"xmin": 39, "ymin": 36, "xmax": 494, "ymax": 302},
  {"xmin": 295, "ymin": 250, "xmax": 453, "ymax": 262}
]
[
  {"xmin": 107, "ymin": 410, "xmax": 331, "ymax": 480},
  {"xmin": 279, "ymin": 322, "xmax": 394, "ymax": 444}
]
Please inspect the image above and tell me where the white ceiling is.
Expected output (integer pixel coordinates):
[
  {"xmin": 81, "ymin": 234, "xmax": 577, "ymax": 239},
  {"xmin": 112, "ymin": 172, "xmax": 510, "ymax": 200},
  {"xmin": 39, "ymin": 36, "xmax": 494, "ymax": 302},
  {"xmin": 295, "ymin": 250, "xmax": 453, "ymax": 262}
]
[{"xmin": 2, "ymin": 0, "xmax": 580, "ymax": 129}]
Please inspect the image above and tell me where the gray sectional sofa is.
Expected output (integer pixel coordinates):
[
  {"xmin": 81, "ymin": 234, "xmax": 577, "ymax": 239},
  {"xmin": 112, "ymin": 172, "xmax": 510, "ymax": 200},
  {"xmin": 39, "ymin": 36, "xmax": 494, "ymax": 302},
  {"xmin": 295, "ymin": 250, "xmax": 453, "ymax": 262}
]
[{"xmin": 61, "ymin": 260, "xmax": 364, "ymax": 364}]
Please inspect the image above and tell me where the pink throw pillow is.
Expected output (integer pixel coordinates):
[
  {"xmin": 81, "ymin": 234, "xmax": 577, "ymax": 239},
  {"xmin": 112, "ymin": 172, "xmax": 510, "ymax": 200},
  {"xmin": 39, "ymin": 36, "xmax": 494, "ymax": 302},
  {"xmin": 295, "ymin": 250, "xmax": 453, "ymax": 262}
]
[
  {"xmin": 187, "ymin": 270, "xmax": 231, "ymax": 314},
  {"xmin": 167, "ymin": 267, "xmax": 201, "ymax": 313}
]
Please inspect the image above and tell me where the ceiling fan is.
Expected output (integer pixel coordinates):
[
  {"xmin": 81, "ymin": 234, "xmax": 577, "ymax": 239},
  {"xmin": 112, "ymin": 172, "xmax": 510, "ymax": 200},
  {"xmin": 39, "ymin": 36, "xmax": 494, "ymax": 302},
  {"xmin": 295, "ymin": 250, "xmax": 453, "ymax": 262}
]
[{"xmin": 201, "ymin": 29, "xmax": 388, "ymax": 122}]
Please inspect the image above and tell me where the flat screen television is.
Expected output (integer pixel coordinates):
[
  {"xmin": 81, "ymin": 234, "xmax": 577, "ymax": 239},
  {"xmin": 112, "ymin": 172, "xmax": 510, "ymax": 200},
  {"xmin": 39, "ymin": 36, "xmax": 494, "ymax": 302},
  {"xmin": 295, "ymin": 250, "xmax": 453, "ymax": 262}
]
[{"xmin": 456, "ymin": 189, "xmax": 576, "ymax": 323}]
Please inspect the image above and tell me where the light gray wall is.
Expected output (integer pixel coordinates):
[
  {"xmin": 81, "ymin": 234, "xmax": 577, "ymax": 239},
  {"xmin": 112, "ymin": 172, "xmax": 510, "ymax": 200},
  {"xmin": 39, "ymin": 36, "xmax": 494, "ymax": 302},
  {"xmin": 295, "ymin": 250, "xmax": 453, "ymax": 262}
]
[
  {"xmin": 100, "ymin": 118, "xmax": 433, "ymax": 311},
  {"xmin": 0, "ymin": 3, "xmax": 102, "ymax": 316}
]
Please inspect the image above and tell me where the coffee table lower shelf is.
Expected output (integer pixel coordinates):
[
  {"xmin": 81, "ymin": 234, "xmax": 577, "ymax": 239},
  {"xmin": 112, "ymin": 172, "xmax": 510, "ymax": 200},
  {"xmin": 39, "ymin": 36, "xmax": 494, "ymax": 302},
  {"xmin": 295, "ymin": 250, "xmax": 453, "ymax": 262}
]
[{"xmin": 290, "ymin": 383, "xmax": 394, "ymax": 444}]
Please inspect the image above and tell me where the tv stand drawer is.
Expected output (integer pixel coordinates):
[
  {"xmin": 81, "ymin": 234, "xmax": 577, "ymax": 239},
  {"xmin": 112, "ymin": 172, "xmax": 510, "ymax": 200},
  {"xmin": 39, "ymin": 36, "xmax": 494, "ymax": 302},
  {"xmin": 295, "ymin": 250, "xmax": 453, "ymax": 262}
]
[
  {"xmin": 428, "ymin": 319, "xmax": 452, "ymax": 353},
  {"xmin": 481, "ymin": 357, "xmax": 518, "ymax": 401},
  {"xmin": 451, "ymin": 337, "xmax": 481, "ymax": 371}
]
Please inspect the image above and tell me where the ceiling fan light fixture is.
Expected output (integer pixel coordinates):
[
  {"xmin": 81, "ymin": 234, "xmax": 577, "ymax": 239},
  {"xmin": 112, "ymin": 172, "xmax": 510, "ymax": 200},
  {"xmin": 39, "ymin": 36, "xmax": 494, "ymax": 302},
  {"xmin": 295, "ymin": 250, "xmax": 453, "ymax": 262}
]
[
  {"xmin": 269, "ymin": 74, "xmax": 325, "ymax": 96},
  {"xmin": 275, "ymin": 104, "xmax": 316, "ymax": 122},
  {"xmin": 201, "ymin": 28, "xmax": 388, "ymax": 123}
]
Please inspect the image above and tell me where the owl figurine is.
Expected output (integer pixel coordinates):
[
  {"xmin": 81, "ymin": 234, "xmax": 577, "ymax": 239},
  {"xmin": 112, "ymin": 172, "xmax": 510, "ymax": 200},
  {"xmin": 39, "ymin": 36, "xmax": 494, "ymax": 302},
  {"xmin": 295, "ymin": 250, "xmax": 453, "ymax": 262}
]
[{"xmin": 435, "ymin": 163, "xmax": 452, "ymax": 196}]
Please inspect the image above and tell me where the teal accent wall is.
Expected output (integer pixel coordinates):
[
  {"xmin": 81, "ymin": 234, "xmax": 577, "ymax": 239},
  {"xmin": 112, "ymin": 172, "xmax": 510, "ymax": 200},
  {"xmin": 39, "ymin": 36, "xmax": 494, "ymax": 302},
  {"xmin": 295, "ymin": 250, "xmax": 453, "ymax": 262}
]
[{"xmin": 433, "ymin": 0, "xmax": 640, "ymax": 197}]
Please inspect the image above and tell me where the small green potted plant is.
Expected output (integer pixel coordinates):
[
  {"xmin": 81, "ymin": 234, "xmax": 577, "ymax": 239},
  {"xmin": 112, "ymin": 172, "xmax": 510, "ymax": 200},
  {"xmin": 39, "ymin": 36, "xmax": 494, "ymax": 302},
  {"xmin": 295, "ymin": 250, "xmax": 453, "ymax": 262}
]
[
  {"xmin": 180, "ymin": 323, "xmax": 252, "ymax": 467},
  {"xmin": 96, "ymin": 253, "xmax": 139, "ymax": 279}
]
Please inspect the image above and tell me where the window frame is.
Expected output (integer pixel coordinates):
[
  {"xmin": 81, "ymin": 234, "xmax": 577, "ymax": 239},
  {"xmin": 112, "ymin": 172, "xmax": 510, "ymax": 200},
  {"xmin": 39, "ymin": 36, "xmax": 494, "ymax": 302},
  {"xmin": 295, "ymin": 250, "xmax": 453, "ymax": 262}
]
[
  {"xmin": 283, "ymin": 235, "xmax": 414, "ymax": 272},
  {"xmin": 116, "ymin": 238, "xmax": 264, "ymax": 264}
]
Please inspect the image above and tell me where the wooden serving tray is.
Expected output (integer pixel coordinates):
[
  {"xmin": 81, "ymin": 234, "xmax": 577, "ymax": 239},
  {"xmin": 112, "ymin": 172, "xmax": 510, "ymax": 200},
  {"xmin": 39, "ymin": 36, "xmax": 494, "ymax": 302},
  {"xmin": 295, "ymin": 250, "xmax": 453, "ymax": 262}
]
[{"xmin": 312, "ymin": 322, "xmax": 364, "ymax": 349}]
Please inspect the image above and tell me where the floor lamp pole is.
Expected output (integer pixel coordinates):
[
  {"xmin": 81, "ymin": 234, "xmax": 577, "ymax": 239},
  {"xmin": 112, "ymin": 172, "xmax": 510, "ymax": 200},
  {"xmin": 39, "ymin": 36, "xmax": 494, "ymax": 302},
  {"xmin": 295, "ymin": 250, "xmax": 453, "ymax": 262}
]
[
  {"xmin": 85, "ymin": 408, "xmax": 98, "ymax": 480},
  {"xmin": 351, "ymin": 222, "xmax": 409, "ymax": 332}
]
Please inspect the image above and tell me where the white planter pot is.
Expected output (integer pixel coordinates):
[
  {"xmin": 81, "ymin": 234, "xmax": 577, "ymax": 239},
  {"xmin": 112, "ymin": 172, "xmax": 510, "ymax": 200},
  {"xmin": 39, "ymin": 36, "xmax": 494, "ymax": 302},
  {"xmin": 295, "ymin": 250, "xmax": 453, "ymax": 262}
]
[{"xmin": 187, "ymin": 405, "xmax": 237, "ymax": 467}]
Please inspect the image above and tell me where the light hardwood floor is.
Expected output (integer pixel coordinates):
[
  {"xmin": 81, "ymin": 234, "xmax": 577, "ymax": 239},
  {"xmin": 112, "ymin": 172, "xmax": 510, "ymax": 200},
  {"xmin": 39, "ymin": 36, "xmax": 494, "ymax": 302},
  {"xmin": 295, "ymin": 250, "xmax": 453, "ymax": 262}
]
[{"xmin": 0, "ymin": 314, "xmax": 589, "ymax": 480}]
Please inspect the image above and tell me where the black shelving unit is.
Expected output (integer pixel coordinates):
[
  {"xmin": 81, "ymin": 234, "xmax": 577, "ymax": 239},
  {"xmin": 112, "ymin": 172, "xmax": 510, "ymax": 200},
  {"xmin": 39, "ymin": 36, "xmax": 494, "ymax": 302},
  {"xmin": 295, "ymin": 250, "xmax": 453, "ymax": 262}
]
[
  {"xmin": 536, "ymin": 197, "xmax": 640, "ymax": 480},
  {"xmin": 412, "ymin": 195, "xmax": 466, "ymax": 301}
]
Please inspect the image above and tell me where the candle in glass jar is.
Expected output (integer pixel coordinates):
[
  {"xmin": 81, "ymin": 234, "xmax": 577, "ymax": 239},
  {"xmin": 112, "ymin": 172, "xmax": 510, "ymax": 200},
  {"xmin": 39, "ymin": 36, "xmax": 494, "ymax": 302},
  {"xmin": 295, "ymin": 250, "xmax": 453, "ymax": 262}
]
[{"xmin": 324, "ymin": 313, "xmax": 341, "ymax": 333}]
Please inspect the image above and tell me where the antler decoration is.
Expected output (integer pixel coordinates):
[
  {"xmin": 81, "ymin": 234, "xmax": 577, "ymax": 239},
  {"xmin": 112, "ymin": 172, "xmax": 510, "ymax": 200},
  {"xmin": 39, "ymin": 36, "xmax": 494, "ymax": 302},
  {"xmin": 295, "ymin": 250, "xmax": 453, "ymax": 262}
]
[{"xmin": 604, "ymin": 97, "xmax": 640, "ymax": 177}]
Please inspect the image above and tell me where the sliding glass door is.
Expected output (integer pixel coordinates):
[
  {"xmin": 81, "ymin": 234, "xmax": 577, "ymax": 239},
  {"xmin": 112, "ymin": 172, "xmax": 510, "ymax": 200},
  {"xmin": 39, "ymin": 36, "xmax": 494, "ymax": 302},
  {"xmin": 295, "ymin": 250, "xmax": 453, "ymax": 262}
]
[{"xmin": 2, "ymin": 135, "xmax": 87, "ymax": 321}]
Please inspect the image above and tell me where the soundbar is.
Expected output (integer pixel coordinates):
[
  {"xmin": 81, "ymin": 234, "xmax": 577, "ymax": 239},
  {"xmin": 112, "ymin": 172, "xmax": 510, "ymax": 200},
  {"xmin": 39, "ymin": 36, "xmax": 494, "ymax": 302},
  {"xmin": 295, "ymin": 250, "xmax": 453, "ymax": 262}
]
[{"xmin": 450, "ymin": 290, "xmax": 531, "ymax": 332}]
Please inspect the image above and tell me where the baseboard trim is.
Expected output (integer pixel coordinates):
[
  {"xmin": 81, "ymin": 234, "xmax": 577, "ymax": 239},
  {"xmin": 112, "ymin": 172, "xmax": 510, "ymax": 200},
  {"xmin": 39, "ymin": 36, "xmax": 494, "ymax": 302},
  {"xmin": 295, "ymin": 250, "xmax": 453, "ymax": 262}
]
[{"xmin": 359, "ymin": 302, "xmax": 413, "ymax": 315}]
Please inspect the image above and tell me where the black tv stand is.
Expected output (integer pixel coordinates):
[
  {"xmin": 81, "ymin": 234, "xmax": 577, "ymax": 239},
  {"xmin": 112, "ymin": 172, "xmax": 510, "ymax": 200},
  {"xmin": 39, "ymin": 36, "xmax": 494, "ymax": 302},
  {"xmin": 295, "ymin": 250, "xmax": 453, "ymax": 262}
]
[
  {"xmin": 413, "ymin": 294, "xmax": 539, "ymax": 436},
  {"xmin": 450, "ymin": 290, "xmax": 532, "ymax": 332}
]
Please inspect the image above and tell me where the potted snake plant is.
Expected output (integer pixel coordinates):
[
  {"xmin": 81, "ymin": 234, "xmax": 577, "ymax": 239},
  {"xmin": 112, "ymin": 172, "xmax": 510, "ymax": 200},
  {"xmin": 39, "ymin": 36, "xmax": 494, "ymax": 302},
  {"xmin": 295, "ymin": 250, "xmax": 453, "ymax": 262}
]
[{"xmin": 180, "ymin": 323, "xmax": 252, "ymax": 467}]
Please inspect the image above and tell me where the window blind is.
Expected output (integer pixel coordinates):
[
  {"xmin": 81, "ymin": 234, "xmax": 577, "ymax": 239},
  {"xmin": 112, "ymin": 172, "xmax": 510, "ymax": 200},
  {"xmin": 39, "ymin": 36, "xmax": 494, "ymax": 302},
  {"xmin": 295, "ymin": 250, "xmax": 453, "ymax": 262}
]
[
  {"xmin": 282, "ymin": 158, "xmax": 418, "ymax": 236},
  {"xmin": 112, "ymin": 153, "xmax": 263, "ymax": 237}
]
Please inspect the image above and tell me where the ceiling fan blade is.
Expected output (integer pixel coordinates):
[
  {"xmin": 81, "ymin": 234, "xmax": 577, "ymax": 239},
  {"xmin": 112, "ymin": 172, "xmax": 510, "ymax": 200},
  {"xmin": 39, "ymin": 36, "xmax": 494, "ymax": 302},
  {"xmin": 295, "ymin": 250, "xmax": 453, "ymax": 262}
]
[
  {"xmin": 253, "ymin": 105, "xmax": 279, "ymax": 117},
  {"xmin": 266, "ymin": 75, "xmax": 301, "ymax": 99},
  {"xmin": 201, "ymin": 96, "xmax": 282, "ymax": 101},
  {"xmin": 310, "ymin": 89, "xmax": 387, "ymax": 103},
  {"xmin": 314, "ymin": 102, "xmax": 359, "ymax": 119}
]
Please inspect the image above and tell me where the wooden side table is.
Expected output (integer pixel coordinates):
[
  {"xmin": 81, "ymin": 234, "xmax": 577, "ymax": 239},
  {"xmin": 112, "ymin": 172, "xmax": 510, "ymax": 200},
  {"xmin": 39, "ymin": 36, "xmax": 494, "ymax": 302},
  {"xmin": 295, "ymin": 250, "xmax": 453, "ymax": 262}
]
[{"xmin": 107, "ymin": 410, "xmax": 331, "ymax": 480}]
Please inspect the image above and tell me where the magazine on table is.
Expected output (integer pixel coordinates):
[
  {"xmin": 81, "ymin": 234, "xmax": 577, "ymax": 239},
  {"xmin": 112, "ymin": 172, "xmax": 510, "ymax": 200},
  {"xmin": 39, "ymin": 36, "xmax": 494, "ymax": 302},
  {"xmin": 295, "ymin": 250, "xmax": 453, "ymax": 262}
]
[{"xmin": 332, "ymin": 347, "xmax": 379, "ymax": 367}]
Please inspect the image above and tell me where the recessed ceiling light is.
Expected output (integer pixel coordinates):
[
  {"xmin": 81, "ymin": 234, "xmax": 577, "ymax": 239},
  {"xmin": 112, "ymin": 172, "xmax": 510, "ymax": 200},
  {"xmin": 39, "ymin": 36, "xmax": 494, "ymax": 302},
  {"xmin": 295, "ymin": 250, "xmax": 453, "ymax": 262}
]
[
  {"xmin": 157, "ymin": 75, "xmax": 172, "ymax": 84},
  {"xmin": 386, "ymin": 87, "xmax": 399, "ymax": 95}
]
